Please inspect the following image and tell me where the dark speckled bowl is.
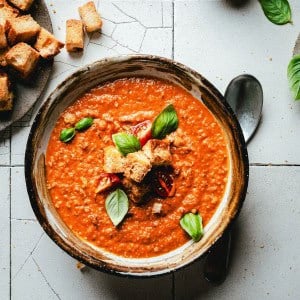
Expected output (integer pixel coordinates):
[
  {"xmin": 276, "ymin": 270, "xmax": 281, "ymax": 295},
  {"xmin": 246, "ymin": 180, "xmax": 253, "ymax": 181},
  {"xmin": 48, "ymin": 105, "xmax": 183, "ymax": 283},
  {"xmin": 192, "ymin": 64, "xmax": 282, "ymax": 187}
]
[{"xmin": 25, "ymin": 55, "xmax": 248, "ymax": 277}]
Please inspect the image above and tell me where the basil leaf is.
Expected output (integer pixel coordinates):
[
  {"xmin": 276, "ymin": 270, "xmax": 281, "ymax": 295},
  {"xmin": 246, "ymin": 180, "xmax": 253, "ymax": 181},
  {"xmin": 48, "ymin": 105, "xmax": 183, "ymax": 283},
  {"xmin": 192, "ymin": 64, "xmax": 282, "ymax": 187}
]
[
  {"xmin": 112, "ymin": 132, "xmax": 141, "ymax": 156},
  {"xmin": 75, "ymin": 117, "xmax": 93, "ymax": 131},
  {"xmin": 60, "ymin": 128, "xmax": 75, "ymax": 143},
  {"xmin": 287, "ymin": 54, "xmax": 300, "ymax": 100},
  {"xmin": 180, "ymin": 213, "xmax": 203, "ymax": 242},
  {"xmin": 151, "ymin": 104, "xmax": 179, "ymax": 139},
  {"xmin": 105, "ymin": 189, "xmax": 129, "ymax": 226},
  {"xmin": 259, "ymin": 0, "xmax": 292, "ymax": 25}
]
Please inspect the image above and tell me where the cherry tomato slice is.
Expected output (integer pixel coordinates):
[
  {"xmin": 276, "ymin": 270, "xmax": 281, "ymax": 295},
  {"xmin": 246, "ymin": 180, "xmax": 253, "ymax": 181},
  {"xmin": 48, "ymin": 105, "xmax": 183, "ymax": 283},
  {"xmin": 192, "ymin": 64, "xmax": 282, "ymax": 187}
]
[
  {"xmin": 95, "ymin": 173, "xmax": 121, "ymax": 193},
  {"xmin": 130, "ymin": 120, "xmax": 152, "ymax": 147},
  {"xmin": 152, "ymin": 168, "xmax": 175, "ymax": 198}
]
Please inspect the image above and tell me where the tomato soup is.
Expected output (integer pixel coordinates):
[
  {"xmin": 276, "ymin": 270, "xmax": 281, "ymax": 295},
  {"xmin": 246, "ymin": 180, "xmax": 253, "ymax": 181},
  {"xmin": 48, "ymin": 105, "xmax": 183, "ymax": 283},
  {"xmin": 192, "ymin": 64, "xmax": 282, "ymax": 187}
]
[{"xmin": 46, "ymin": 77, "xmax": 229, "ymax": 258}]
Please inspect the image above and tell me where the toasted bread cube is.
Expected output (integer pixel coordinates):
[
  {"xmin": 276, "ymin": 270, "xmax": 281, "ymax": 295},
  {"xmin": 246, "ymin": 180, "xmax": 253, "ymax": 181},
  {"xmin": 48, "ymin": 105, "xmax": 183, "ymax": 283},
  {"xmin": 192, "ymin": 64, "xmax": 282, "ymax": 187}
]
[
  {"xmin": 8, "ymin": 0, "xmax": 34, "ymax": 11},
  {"xmin": 0, "ymin": 72, "xmax": 13, "ymax": 111},
  {"xmin": 124, "ymin": 151, "xmax": 151, "ymax": 183},
  {"xmin": 34, "ymin": 28, "xmax": 64, "ymax": 58},
  {"xmin": 122, "ymin": 177, "xmax": 150, "ymax": 204},
  {"xmin": 66, "ymin": 19, "xmax": 84, "ymax": 52},
  {"xmin": 0, "ymin": 47, "xmax": 8, "ymax": 66},
  {"xmin": 5, "ymin": 42, "xmax": 39, "ymax": 78},
  {"xmin": 7, "ymin": 15, "xmax": 40, "ymax": 45},
  {"xmin": 0, "ymin": 4, "xmax": 19, "ymax": 30},
  {"xmin": 78, "ymin": 1, "xmax": 102, "ymax": 33},
  {"xmin": 0, "ymin": 15, "xmax": 5, "ymax": 29},
  {"xmin": 0, "ymin": 24, "xmax": 6, "ymax": 48},
  {"xmin": 142, "ymin": 139, "xmax": 172, "ymax": 166},
  {"xmin": 103, "ymin": 146, "xmax": 125, "ymax": 173}
]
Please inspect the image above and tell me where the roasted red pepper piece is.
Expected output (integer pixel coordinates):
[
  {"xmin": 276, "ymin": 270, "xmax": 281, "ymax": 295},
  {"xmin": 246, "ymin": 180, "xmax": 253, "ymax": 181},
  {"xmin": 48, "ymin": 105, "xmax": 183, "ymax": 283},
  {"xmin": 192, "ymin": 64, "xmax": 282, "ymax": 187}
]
[
  {"xmin": 95, "ymin": 173, "xmax": 121, "ymax": 193},
  {"xmin": 152, "ymin": 168, "xmax": 175, "ymax": 198},
  {"xmin": 130, "ymin": 120, "xmax": 152, "ymax": 147}
]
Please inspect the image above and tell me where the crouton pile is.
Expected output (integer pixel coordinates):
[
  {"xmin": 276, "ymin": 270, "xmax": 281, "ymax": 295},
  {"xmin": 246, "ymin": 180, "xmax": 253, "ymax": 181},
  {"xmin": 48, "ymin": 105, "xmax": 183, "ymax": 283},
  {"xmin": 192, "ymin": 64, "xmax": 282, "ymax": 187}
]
[
  {"xmin": 0, "ymin": 0, "xmax": 103, "ymax": 113},
  {"xmin": 0, "ymin": 0, "xmax": 64, "ymax": 112}
]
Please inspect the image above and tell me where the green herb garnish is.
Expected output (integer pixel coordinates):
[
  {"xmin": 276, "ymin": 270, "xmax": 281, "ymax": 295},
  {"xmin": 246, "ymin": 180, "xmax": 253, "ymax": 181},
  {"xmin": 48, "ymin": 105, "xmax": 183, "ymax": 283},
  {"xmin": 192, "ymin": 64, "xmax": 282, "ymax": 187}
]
[
  {"xmin": 75, "ymin": 117, "xmax": 94, "ymax": 131},
  {"xmin": 60, "ymin": 128, "xmax": 76, "ymax": 143},
  {"xmin": 288, "ymin": 54, "xmax": 300, "ymax": 100},
  {"xmin": 151, "ymin": 104, "xmax": 179, "ymax": 139},
  {"xmin": 180, "ymin": 213, "xmax": 203, "ymax": 242},
  {"xmin": 112, "ymin": 132, "xmax": 141, "ymax": 156},
  {"xmin": 105, "ymin": 189, "xmax": 129, "ymax": 226},
  {"xmin": 259, "ymin": 0, "xmax": 292, "ymax": 25}
]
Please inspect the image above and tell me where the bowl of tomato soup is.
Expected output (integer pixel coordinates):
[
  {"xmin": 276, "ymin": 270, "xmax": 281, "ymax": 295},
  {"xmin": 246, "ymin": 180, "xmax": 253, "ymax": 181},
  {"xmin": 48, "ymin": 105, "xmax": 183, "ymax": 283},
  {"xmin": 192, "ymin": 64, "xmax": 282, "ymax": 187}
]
[{"xmin": 25, "ymin": 55, "xmax": 248, "ymax": 276}]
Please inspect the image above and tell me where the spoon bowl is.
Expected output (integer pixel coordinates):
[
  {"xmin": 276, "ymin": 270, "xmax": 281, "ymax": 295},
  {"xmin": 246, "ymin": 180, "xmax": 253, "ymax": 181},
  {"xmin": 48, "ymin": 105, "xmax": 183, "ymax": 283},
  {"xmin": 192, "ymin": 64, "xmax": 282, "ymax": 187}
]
[{"xmin": 225, "ymin": 74, "xmax": 263, "ymax": 142}]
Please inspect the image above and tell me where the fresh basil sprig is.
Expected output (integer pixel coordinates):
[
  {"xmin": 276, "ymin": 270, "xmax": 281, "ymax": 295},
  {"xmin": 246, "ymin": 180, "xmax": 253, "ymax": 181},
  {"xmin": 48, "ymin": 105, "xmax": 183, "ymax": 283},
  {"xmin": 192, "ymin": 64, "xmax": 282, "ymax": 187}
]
[
  {"xmin": 112, "ymin": 132, "xmax": 141, "ymax": 156},
  {"xmin": 60, "ymin": 128, "xmax": 75, "ymax": 143},
  {"xmin": 259, "ymin": 0, "xmax": 292, "ymax": 25},
  {"xmin": 151, "ymin": 104, "xmax": 179, "ymax": 139},
  {"xmin": 180, "ymin": 213, "xmax": 203, "ymax": 242},
  {"xmin": 288, "ymin": 54, "xmax": 300, "ymax": 100},
  {"xmin": 105, "ymin": 189, "xmax": 129, "ymax": 226},
  {"xmin": 75, "ymin": 117, "xmax": 93, "ymax": 131}
]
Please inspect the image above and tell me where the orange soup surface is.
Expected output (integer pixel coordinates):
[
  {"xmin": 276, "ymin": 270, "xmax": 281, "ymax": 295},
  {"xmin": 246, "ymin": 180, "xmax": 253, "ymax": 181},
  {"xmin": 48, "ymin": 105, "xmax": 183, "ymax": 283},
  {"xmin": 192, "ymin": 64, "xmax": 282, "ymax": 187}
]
[{"xmin": 46, "ymin": 77, "xmax": 229, "ymax": 258}]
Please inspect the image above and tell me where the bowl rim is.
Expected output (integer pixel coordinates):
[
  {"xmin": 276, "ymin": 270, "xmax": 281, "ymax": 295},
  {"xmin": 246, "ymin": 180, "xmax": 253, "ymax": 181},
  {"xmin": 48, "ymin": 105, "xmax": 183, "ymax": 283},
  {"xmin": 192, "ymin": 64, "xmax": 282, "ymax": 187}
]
[{"xmin": 25, "ymin": 54, "xmax": 249, "ymax": 278}]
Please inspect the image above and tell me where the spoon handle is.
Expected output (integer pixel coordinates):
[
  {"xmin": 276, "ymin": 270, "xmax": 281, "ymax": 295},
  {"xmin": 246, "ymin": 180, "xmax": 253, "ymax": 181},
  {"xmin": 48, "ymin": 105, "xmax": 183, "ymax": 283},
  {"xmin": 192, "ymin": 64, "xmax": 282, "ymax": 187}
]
[{"xmin": 203, "ymin": 229, "xmax": 231, "ymax": 284}]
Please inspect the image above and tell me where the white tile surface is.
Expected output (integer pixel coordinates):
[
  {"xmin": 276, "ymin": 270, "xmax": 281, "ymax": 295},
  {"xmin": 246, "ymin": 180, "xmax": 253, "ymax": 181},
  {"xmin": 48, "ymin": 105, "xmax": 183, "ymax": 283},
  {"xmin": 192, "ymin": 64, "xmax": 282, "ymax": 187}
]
[
  {"xmin": 12, "ymin": 257, "xmax": 57, "ymax": 300},
  {"xmin": 0, "ymin": 129, "xmax": 10, "ymax": 166},
  {"xmin": 174, "ymin": 0, "xmax": 300, "ymax": 164},
  {"xmin": 11, "ymin": 167, "xmax": 35, "ymax": 220},
  {"xmin": 0, "ymin": 168, "xmax": 10, "ymax": 300},
  {"xmin": 31, "ymin": 233, "xmax": 173, "ymax": 300},
  {"xmin": 11, "ymin": 220, "xmax": 43, "ymax": 279},
  {"xmin": 140, "ymin": 28, "xmax": 173, "ymax": 57},
  {"xmin": 11, "ymin": 127, "xmax": 31, "ymax": 166},
  {"xmin": 2, "ymin": 0, "xmax": 300, "ymax": 299}
]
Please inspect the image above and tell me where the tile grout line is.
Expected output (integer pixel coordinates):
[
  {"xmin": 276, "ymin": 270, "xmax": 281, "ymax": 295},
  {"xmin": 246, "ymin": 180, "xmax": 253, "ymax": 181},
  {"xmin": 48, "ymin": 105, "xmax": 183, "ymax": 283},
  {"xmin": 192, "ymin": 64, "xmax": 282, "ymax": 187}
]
[
  {"xmin": 0, "ymin": 165, "xmax": 25, "ymax": 168},
  {"xmin": 9, "ymin": 126, "xmax": 11, "ymax": 300},
  {"xmin": 249, "ymin": 163, "xmax": 300, "ymax": 167},
  {"xmin": 172, "ymin": 0, "xmax": 174, "ymax": 60}
]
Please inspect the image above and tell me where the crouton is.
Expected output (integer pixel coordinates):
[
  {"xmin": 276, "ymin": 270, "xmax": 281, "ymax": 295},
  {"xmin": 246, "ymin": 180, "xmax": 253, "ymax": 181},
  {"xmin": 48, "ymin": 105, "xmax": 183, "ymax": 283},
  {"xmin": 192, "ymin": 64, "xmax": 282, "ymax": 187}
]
[
  {"xmin": 124, "ymin": 151, "xmax": 151, "ymax": 183},
  {"xmin": 0, "ymin": 17, "xmax": 5, "ymax": 30},
  {"xmin": 5, "ymin": 42, "xmax": 39, "ymax": 78},
  {"xmin": 0, "ymin": 47, "xmax": 8, "ymax": 66},
  {"xmin": 0, "ymin": 24, "xmax": 7, "ymax": 48},
  {"xmin": 122, "ymin": 177, "xmax": 150, "ymax": 204},
  {"xmin": 142, "ymin": 139, "xmax": 172, "ymax": 166},
  {"xmin": 0, "ymin": 4, "xmax": 19, "ymax": 30},
  {"xmin": 78, "ymin": 1, "xmax": 102, "ymax": 33},
  {"xmin": 8, "ymin": 0, "xmax": 34, "ymax": 11},
  {"xmin": 34, "ymin": 27, "xmax": 64, "ymax": 58},
  {"xmin": 65, "ymin": 19, "xmax": 84, "ymax": 52},
  {"xmin": 103, "ymin": 146, "xmax": 125, "ymax": 173},
  {"xmin": 0, "ymin": 71, "xmax": 13, "ymax": 111},
  {"xmin": 7, "ymin": 15, "xmax": 40, "ymax": 45}
]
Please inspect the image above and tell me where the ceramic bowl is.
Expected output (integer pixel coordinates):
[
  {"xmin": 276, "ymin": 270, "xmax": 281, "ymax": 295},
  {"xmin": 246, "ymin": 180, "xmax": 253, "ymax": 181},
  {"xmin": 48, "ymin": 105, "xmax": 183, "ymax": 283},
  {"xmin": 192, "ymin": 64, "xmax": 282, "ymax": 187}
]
[{"xmin": 25, "ymin": 55, "xmax": 249, "ymax": 277}]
